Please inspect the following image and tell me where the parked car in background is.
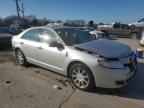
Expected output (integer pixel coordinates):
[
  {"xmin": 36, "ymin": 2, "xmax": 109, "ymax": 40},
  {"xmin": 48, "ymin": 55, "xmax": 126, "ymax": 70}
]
[
  {"xmin": 98, "ymin": 22, "xmax": 138, "ymax": 38},
  {"xmin": 140, "ymin": 31, "xmax": 144, "ymax": 46},
  {"xmin": 77, "ymin": 27, "xmax": 92, "ymax": 31},
  {"xmin": 89, "ymin": 30, "xmax": 109, "ymax": 39},
  {"xmin": 9, "ymin": 28, "xmax": 22, "ymax": 35},
  {"xmin": 0, "ymin": 27, "xmax": 22, "ymax": 35},
  {"xmin": 12, "ymin": 26, "xmax": 137, "ymax": 90},
  {"xmin": 129, "ymin": 18, "xmax": 144, "ymax": 28},
  {"xmin": 0, "ymin": 28, "xmax": 13, "ymax": 48}
]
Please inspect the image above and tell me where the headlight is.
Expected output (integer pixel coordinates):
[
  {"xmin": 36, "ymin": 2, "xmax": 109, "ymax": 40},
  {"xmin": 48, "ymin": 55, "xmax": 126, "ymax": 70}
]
[{"xmin": 98, "ymin": 60, "xmax": 124, "ymax": 69}]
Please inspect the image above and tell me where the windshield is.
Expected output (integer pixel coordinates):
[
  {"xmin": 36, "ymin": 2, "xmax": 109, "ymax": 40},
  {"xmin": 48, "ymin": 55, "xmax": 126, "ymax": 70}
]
[{"xmin": 55, "ymin": 28, "xmax": 95, "ymax": 46}]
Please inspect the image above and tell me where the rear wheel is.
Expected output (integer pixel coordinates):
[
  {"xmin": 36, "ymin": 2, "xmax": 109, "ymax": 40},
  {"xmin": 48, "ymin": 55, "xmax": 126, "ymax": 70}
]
[
  {"xmin": 15, "ymin": 49, "xmax": 28, "ymax": 66},
  {"xmin": 69, "ymin": 63, "xmax": 95, "ymax": 90}
]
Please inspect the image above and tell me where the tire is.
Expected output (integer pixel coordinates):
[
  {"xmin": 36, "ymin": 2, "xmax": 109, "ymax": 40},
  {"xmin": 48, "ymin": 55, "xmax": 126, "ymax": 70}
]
[
  {"xmin": 15, "ymin": 49, "xmax": 28, "ymax": 66},
  {"xmin": 69, "ymin": 63, "xmax": 95, "ymax": 91}
]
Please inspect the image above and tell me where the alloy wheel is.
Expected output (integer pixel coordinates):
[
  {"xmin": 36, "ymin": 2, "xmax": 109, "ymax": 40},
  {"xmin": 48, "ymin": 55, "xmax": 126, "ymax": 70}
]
[
  {"xmin": 71, "ymin": 67, "xmax": 89, "ymax": 89},
  {"xmin": 16, "ymin": 50, "xmax": 24, "ymax": 65}
]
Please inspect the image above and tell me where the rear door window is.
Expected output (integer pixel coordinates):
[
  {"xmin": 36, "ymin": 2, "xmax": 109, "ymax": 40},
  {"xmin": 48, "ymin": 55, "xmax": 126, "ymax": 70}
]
[{"xmin": 21, "ymin": 29, "xmax": 40, "ymax": 42}]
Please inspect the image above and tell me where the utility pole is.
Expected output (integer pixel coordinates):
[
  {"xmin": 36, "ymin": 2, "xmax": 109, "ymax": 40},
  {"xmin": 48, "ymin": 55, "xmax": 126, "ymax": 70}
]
[
  {"xmin": 21, "ymin": 3, "xmax": 25, "ymax": 26},
  {"xmin": 15, "ymin": 0, "xmax": 20, "ymax": 26},
  {"xmin": 21, "ymin": 3, "xmax": 24, "ymax": 19}
]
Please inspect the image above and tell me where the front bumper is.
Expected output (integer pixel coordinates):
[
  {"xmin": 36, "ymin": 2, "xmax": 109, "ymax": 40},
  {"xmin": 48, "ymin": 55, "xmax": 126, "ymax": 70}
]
[{"xmin": 92, "ymin": 60, "xmax": 137, "ymax": 88}]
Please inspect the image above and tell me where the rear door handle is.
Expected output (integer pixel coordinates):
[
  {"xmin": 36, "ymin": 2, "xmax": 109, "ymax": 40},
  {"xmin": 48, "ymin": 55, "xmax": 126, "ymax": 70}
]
[{"xmin": 37, "ymin": 46, "xmax": 43, "ymax": 50}]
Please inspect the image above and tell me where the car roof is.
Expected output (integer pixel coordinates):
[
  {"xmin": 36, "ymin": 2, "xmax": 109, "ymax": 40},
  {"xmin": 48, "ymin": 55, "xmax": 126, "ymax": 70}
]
[{"xmin": 29, "ymin": 26, "xmax": 75, "ymax": 30}]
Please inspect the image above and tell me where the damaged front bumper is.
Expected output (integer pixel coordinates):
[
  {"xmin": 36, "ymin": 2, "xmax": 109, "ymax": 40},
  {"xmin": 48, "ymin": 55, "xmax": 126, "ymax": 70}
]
[{"xmin": 91, "ymin": 56, "xmax": 137, "ymax": 88}]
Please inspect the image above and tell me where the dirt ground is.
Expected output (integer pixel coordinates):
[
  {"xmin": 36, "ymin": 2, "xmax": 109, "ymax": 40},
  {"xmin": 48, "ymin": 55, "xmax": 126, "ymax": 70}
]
[{"xmin": 0, "ymin": 38, "xmax": 144, "ymax": 108}]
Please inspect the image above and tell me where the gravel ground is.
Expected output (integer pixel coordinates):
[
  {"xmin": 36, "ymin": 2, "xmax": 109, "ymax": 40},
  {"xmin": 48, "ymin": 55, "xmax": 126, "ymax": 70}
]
[{"xmin": 0, "ymin": 38, "xmax": 144, "ymax": 108}]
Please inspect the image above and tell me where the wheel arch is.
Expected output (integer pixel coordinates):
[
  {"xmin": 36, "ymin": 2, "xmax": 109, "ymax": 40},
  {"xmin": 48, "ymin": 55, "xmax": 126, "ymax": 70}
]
[
  {"xmin": 66, "ymin": 60, "xmax": 96, "ymax": 89},
  {"xmin": 66, "ymin": 61, "xmax": 95, "ymax": 83},
  {"xmin": 14, "ymin": 46, "xmax": 25, "ymax": 55},
  {"xmin": 14, "ymin": 47, "xmax": 21, "ymax": 54}
]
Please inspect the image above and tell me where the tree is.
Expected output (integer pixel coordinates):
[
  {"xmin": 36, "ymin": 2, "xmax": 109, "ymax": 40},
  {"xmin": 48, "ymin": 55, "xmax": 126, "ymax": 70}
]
[
  {"xmin": 3, "ymin": 15, "xmax": 18, "ymax": 26},
  {"xmin": 0, "ymin": 14, "xmax": 64, "ymax": 28},
  {"xmin": 32, "ymin": 19, "xmax": 38, "ymax": 26},
  {"xmin": 0, "ymin": 18, "xmax": 3, "ymax": 26},
  {"xmin": 55, "ymin": 20, "xmax": 63, "ymax": 23},
  {"xmin": 64, "ymin": 19, "xmax": 86, "ymax": 27}
]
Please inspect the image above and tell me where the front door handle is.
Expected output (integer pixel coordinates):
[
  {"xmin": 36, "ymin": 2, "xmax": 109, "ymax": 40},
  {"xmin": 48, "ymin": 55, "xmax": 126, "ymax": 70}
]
[
  {"xmin": 37, "ymin": 46, "xmax": 43, "ymax": 50},
  {"xmin": 20, "ymin": 42, "xmax": 24, "ymax": 45}
]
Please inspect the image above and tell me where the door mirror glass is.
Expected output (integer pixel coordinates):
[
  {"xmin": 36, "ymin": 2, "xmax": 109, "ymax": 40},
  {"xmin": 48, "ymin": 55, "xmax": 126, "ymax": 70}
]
[{"xmin": 49, "ymin": 40, "xmax": 64, "ymax": 48}]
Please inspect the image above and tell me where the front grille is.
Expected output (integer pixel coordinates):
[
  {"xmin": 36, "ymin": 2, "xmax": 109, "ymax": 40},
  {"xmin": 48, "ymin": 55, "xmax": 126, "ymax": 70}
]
[
  {"xmin": 115, "ymin": 75, "xmax": 134, "ymax": 85},
  {"xmin": 115, "ymin": 70, "xmax": 136, "ymax": 85}
]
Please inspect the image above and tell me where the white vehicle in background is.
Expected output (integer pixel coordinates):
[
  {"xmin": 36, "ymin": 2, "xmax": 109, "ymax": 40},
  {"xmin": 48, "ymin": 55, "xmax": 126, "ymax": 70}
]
[
  {"xmin": 77, "ymin": 27, "xmax": 91, "ymax": 31},
  {"xmin": 140, "ymin": 31, "xmax": 144, "ymax": 46},
  {"xmin": 47, "ymin": 23, "xmax": 63, "ymax": 28},
  {"xmin": 89, "ymin": 30, "xmax": 109, "ymax": 39},
  {"xmin": 129, "ymin": 18, "xmax": 144, "ymax": 27}
]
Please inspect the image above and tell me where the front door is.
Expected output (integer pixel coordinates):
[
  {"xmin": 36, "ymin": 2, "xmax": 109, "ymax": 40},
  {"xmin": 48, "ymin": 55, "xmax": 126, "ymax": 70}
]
[{"xmin": 37, "ymin": 29, "xmax": 66, "ymax": 73}]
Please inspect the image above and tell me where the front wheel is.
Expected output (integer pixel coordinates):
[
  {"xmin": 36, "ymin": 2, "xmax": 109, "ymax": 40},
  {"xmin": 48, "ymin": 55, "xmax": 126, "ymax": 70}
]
[
  {"xmin": 15, "ymin": 49, "xmax": 28, "ymax": 66},
  {"xmin": 69, "ymin": 63, "xmax": 95, "ymax": 91}
]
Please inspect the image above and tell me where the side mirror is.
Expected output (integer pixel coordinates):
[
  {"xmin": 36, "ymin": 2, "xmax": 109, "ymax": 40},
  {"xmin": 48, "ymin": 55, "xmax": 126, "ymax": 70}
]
[
  {"xmin": 49, "ymin": 41, "xmax": 64, "ymax": 49},
  {"xmin": 39, "ymin": 36, "xmax": 64, "ymax": 48}
]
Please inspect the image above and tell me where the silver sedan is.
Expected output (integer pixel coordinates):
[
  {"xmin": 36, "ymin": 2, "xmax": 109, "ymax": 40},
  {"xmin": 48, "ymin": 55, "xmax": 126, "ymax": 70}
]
[{"xmin": 12, "ymin": 26, "xmax": 137, "ymax": 90}]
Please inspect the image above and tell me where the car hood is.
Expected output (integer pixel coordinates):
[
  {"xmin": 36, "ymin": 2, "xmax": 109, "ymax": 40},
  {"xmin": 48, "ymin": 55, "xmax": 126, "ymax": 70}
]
[{"xmin": 74, "ymin": 39, "xmax": 131, "ymax": 58}]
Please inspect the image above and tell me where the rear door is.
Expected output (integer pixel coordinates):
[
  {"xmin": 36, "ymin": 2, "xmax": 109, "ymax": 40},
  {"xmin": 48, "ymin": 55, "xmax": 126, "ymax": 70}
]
[{"xmin": 19, "ymin": 29, "xmax": 41, "ymax": 62}]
